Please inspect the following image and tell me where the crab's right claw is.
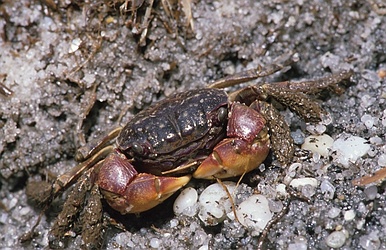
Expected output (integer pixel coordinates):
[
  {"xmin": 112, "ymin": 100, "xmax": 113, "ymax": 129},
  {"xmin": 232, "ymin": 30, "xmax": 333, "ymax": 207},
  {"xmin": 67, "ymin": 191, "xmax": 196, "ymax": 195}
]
[
  {"xmin": 97, "ymin": 149, "xmax": 191, "ymax": 214},
  {"xmin": 100, "ymin": 173, "xmax": 191, "ymax": 214},
  {"xmin": 124, "ymin": 173, "xmax": 191, "ymax": 214}
]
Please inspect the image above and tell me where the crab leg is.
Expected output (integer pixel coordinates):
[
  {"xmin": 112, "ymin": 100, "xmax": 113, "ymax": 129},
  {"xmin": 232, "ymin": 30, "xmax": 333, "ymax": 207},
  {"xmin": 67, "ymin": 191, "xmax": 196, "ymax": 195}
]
[
  {"xmin": 97, "ymin": 149, "xmax": 191, "ymax": 214},
  {"xmin": 53, "ymin": 145, "xmax": 113, "ymax": 194},
  {"xmin": 193, "ymin": 102, "xmax": 270, "ymax": 179},
  {"xmin": 208, "ymin": 52, "xmax": 299, "ymax": 89},
  {"xmin": 75, "ymin": 126, "xmax": 122, "ymax": 161},
  {"xmin": 265, "ymin": 69, "xmax": 353, "ymax": 95}
]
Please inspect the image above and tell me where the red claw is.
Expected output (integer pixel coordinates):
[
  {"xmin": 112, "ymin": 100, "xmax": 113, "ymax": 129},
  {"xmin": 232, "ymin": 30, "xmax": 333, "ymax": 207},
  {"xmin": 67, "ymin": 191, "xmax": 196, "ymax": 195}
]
[
  {"xmin": 193, "ymin": 102, "xmax": 270, "ymax": 179},
  {"xmin": 97, "ymin": 149, "xmax": 191, "ymax": 214}
]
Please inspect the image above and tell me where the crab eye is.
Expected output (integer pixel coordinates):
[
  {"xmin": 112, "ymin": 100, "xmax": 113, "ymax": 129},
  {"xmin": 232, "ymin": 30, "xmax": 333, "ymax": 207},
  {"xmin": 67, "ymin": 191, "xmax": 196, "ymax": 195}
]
[
  {"xmin": 217, "ymin": 107, "xmax": 228, "ymax": 122},
  {"xmin": 131, "ymin": 142, "xmax": 144, "ymax": 155}
]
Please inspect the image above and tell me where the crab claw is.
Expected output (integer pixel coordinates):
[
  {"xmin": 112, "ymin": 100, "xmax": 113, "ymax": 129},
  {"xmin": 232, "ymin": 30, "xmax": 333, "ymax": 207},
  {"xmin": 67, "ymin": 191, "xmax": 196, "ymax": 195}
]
[
  {"xmin": 120, "ymin": 173, "xmax": 191, "ymax": 214},
  {"xmin": 193, "ymin": 137, "xmax": 269, "ymax": 179},
  {"xmin": 97, "ymin": 149, "xmax": 191, "ymax": 214},
  {"xmin": 193, "ymin": 102, "xmax": 270, "ymax": 179}
]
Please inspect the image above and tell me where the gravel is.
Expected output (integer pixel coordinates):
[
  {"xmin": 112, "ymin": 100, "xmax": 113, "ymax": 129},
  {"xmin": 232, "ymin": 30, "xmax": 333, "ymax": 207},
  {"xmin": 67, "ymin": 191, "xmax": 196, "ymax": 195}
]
[{"xmin": 1, "ymin": 0, "xmax": 386, "ymax": 249}]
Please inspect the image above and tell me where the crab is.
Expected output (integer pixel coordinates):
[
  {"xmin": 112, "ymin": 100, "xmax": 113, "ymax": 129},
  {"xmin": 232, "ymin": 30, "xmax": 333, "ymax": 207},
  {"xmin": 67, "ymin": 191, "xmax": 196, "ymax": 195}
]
[{"xmin": 27, "ymin": 53, "xmax": 353, "ymax": 248}]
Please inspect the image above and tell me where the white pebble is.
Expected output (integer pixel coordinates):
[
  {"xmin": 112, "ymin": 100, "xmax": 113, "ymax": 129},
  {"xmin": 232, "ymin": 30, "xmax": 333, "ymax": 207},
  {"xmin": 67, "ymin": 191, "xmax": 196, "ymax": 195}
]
[
  {"xmin": 325, "ymin": 231, "xmax": 346, "ymax": 248},
  {"xmin": 173, "ymin": 187, "xmax": 198, "ymax": 216},
  {"xmin": 236, "ymin": 195, "xmax": 272, "ymax": 233},
  {"xmin": 68, "ymin": 38, "xmax": 82, "ymax": 53},
  {"xmin": 364, "ymin": 185, "xmax": 378, "ymax": 200},
  {"xmin": 288, "ymin": 242, "xmax": 308, "ymax": 250},
  {"xmin": 198, "ymin": 182, "xmax": 236, "ymax": 225},
  {"xmin": 289, "ymin": 177, "xmax": 318, "ymax": 189},
  {"xmin": 328, "ymin": 207, "xmax": 341, "ymax": 219},
  {"xmin": 276, "ymin": 183, "xmax": 287, "ymax": 196},
  {"xmin": 332, "ymin": 134, "xmax": 370, "ymax": 167},
  {"xmin": 19, "ymin": 207, "xmax": 31, "ymax": 216},
  {"xmin": 306, "ymin": 123, "xmax": 327, "ymax": 135},
  {"xmin": 302, "ymin": 134, "xmax": 333, "ymax": 157},
  {"xmin": 0, "ymin": 213, "xmax": 8, "ymax": 224},
  {"xmin": 344, "ymin": 210, "xmax": 355, "ymax": 221},
  {"xmin": 359, "ymin": 231, "xmax": 381, "ymax": 250},
  {"xmin": 149, "ymin": 238, "xmax": 161, "ymax": 248},
  {"xmin": 361, "ymin": 114, "xmax": 375, "ymax": 129},
  {"xmin": 169, "ymin": 219, "xmax": 179, "ymax": 228},
  {"xmin": 320, "ymin": 180, "xmax": 335, "ymax": 199},
  {"xmin": 378, "ymin": 154, "xmax": 386, "ymax": 166},
  {"xmin": 369, "ymin": 136, "xmax": 383, "ymax": 145}
]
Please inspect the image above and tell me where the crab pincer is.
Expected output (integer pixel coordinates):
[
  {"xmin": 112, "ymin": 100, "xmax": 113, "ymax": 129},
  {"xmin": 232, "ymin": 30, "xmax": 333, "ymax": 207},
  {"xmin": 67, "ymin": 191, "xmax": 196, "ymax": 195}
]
[
  {"xmin": 97, "ymin": 149, "xmax": 191, "ymax": 214},
  {"xmin": 193, "ymin": 102, "xmax": 270, "ymax": 179}
]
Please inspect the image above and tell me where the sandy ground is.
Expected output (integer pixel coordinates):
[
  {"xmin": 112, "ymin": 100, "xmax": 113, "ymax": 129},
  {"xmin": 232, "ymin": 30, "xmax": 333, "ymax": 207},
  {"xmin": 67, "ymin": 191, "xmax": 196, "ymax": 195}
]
[{"xmin": 0, "ymin": 0, "xmax": 385, "ymax": 249}]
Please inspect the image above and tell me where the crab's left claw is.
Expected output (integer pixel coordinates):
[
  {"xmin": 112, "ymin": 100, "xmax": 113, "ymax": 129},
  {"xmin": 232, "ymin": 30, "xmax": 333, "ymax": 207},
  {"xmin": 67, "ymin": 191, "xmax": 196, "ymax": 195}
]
[{"xmin": 193, "ymin": 102, "xmax": 270, "ymax": 179}]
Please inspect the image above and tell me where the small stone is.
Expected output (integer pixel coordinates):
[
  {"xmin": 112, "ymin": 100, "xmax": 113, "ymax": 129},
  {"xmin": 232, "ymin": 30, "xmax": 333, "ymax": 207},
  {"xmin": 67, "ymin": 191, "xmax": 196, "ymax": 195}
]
[
  {"xmin": 169, "ymin": 219, "xmax": 178, "ymax": 228},
  {"xmin": 320, "ymin": 180, "xmax": 335, "ymax": 199},
  {"xmin": 369, "ymin": 136, "xmax": 383, "ymax": 145},
  {"xmin": 291, "ymin": 129, "xmax": 305, "ymax": 145},
  {"xmin": 326, "ymin": 231, "xmax": 346, "ymax": 248},
  {"xmin": 173, "ymin": 187, "xmax": 198, "ymax": 216},
  {"xmin": 302, "ymin": 134, "xmax": 333, "ymax": 157},
  {"xmin": 332, "ymin": 134, "xmax": 370, "ymax": 167},
  {"xmin": 289, "ymin": 177, "xmax": 318, "ymax": 189},
  {"xmin": 198, "ymin": 182, "xmax": 236, "ymax": 225},
  {"xmin": 344, "ymin": 210, "xmax": 355, "ymax": 221},
  {"xmin": 359, "ymin": 231, "xmax": 381, "ymax": 250},
  {"xmin": 68, "ymin": 38, "xmax": 82, "ymax": 53},
  {"xmin": 236, "ymin": 195, "xmax": 272, "ymax": 233},
  {"xmin": 19, "ymin": 207, "xmax": 31, "ymax": 216},
  {"xmin": 364, "ymin": 185, "xmax": 378, "ymax": 200},
  {"xmin": 378, "ymin": 154, "xmax": 386, "ymax": 166},
  {"xmin": 149, "ymin": 238, "xmax": 161, "ymax": 248},
  {"xmin": 276, "ymin": 183, "xmax": 287, "ymax": 196},
  {"xmin": 328, "ymin": 207, "xmax": 341, "ymax": 219},
  {"xmin": 361, "ymin": 114, "xmax": 375, "ymax": 129}
]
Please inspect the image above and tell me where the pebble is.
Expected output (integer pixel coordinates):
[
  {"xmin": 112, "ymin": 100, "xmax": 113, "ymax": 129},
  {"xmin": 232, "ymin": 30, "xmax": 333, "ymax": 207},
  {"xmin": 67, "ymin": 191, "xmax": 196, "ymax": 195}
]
[
  {"xmin": 359, "ymin": 231, "xmax": 381, "ymax": 250},
  {"xmin": 344, "ymin": 210, "xmax": 355, "ymax": 221},
  {"xmin": 328, "ymin": 207, "xmax": 341, "ymax": 219},
  {"xmin": 325, "ymin": 231, "xmax": 346, "ymax": 248},
  {"xmin": 332, "ymin": 134, "xmax": 370, "ymax": 167},
  {"xmin": 302, "ymin": 134, "xmax": 333, "ymax": 157},
  {"xmin": 236, "ymin": 194, "xmax": 272, "ymax": 233},
  {"xmin": 378, "ymin": 154, "xmax": 386, "ymax": 166},
  {"xmin": 291, "ymin": 129, "xmax": 305, "ymax": 144},
  {"xmin": 288, "ymin": 237, "xmax": 308, "ymax": 250},
  {"xmin": 169, "ymin": 219, "xmax": 179, "ymax": 228},
  {"xmin": 276, "ymin": 183, "xmax": 287, "ymax": 196},
  {"xmin": 364, "ymin": 185, "xmax": 378, "ymax": 200},
  {"xmin": 173, "ymin": 187, "xmax": 198, "ymax": 216},
  {"xmin": 289, "ymin": 177, "xmax": 318, "ymax": 189},
  {"xmin": 68, "ymin": 38, "xmax": 82, "ymax": 53},
  {"xmin": 320, "ymin": 180, "xmax": 335, "ymax": 199},
  {"xmin": 19, "ymin": 207, "xmax": 31, "ymax": 216},
  {"xmin": 149, "ymin": 238, "xmax": 161, "ymax": 248},
  {"xmin": 198, "ymin": 182, "xmax": 236, "ymax": 225},
  {"xmin": 361, "ymin": 114, "xmax": 375, "ymax": 129}
]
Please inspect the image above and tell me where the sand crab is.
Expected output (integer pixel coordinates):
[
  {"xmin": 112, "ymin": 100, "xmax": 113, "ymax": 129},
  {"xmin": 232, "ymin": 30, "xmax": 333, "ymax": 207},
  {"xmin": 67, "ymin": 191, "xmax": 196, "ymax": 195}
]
[{"xmin": 26, "ymin": 53, "xmax": 352, "ymax": 248}]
